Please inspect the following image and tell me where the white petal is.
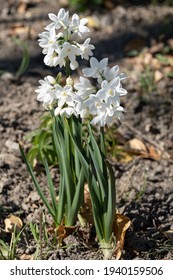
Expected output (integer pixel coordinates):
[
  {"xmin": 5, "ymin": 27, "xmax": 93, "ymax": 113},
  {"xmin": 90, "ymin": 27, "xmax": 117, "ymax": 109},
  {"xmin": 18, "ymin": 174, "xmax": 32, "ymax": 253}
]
[{"xmin": 48, "ymin": 13, "xmax": 57, "ymax": 21}]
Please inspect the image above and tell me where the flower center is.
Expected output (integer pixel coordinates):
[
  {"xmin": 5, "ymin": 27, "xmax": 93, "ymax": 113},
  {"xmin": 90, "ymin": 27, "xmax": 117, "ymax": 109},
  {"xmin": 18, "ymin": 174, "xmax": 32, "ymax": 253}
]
[
  {"xmin": 108, "ymin": 89, "xmax": 114, "ymax": 96},
  {"xmin": 96, "ymin": 102, "xmax": 101, "ymax": 108}
]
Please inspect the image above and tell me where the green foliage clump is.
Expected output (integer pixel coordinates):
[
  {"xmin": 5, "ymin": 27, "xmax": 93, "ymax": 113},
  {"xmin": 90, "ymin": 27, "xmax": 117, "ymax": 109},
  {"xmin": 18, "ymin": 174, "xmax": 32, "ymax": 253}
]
[{"xmin": 25, "ymin": 113, "xmax": 57, "ymax": 167}]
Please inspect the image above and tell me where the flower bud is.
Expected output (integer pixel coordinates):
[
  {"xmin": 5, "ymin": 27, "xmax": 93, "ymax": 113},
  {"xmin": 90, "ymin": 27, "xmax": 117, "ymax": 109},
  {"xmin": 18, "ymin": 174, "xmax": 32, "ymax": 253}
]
[
  {"xmin": 66, "ymin": 76, "xmax": 74, "ymax": 86},
  {"xmin": 47, "ymin": 75, "xmax": 56, "ymax": 85}
]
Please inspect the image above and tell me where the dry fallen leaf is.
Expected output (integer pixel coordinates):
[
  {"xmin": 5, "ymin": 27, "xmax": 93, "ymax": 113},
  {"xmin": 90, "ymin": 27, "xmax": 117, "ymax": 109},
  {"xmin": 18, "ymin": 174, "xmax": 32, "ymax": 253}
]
[
  {"xmin": 86, "ymin": 16, "xmax": 100, "ymax": 29},
  {"xmin": 20, "ymin": 254, "xmax": 34, "ymax": 260},
  {"xmin": 127, "ymin": 138, "xmax": 147, "ymax": 153},
  {"xmin": 10, "ymin": 24, "xmax": 29, "ymax": 36},
  {"xmin": 84, "ymin": 184, "xmax": 92, "ymax": 210},
  {"xmin": 126, "ymin": 138, "xmax": 161, "ymax": 160},
  {"xmin": 54, "ymin": 225, "xmax": 77, "ymax": 244},
  {"xmin": 78, "ymin": 184, "xmax": 94, "ymax": 226},
  {"xmin": 149, "ymin": 42, "xmax": 164, "ymax": 54},
  {"xmin": 4, "ymin": 215, "xmax": 23, "ymax": 233},
  {"xmin": 113, "ymin": 213, "xmax": 131, "ymax": 260},
  {"xmin": 163, "ymin": 230, "xmax": 173, "ymax": 244},
  {"xmin": 143, "ymin": 53, "xmax": 153, "ymax": 65},
  {"xmin": 151, "ymin": 57, "xmax": 161, "ymax": 69},
  {"xmin": 17, "ymin": 2, "xmax": 27, "ymax": 14},
  {"xmin": 146, "ymin": 145, "xmax": 161, "ymax": 160},
  {"xmin": 168, "ymin": 38, "xmax": 173, "ymax": 49},
  {"xmin": 154, "ymin": 70, "xmax": 163, "ymax": 82}
]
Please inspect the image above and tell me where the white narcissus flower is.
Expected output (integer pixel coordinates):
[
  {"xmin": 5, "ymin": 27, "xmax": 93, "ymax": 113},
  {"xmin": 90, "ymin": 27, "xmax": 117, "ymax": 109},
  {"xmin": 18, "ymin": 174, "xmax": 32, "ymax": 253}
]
[
  {"xmin": 84, "ymin": 94, "xmax": 108, "ymax": 126},
  {"xmin": 46, "ymin": 9, "xmax": 70, "ymax": 31},
  {"xmin": 84, "ymin": 94, "xmax": 107, "ymax": 116},
  {"xmin": 74, "ymin": 77, "xmax": 96, "ymax": 99},
  {"xmin": 44, "ymin": 51, "xmax": 66, "ymax": 68},
  {"xmin": 60, "ymin": 106, "xmax": 77, "ymax": 118},
  {"xmin": 54, "ymin": 106, "xmax": 76, "ymax": 118},
  {"xmin": 40, "ymin": 28, "xmax": 59, "ymax": 55},
  {"xmin": 38, "ymin": 31, "xmax": 50, "ymax": 53},
  {"xmin": 82, "ymin": 57, "xmax": 108, "ymax": 81},
  {"xmin": 75, "ymin": 100, "xmax": 90, "ymax": 118},
  {"xmin": 54, "ymin": 84, "xmax": 78, "ymax": 108},
  {"xmin": 103, "ymin": 65, "xmax": 126, "ymax": 82},
  {"xmin": 91, "ymin": 105, "xmax": 124, "ymax": 127},
  {"xmin": 35, "ymin": 76, "xmax": 56, "ymax": 108},
  {"xmin": 54, "ymin": 106, "xmax": 62, "ymax": 116},
  {"xmin": 96, "ymin": 77, "xmax": 127, "ymax": 104},
  {"xmin": 79, "ymin": 38, "xmax": 95, "ymax": 60},
  {"xmin": 60, "ymin": 42, "xmax": 81, "ymax": 70},
  {"xmin": 70, "ymin": 14, "xmax": 90, "ymax": 38},
  {"xmin": 38, "ymin": 30, "xmax": 63, "ymax": 56}
]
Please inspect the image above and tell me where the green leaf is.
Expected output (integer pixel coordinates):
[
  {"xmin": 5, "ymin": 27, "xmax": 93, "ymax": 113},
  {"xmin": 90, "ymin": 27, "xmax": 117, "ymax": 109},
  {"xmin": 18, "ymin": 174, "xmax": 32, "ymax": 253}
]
[
  {"xmin": 53, "ymin": 116, "xmax": 76, "ymax": 223},
  {"xmin": 13, "ymin": 37, "xmax": 30, "ymax": 79},
  {"xmin": 20, "ymin": 145, "xmax": 55, "ymax": 219},
  {"xmin": 57, "ymin": 175, "xmax": 66, "ymax": 224},
  {"xmin": 104, "ymin": 161, "xmax": 116, "ymax": 242},
  {"xmin": 88, "ymin": 125, "xmax": 104, "ymax": 173},
  {"xmin": 42, "ymin": 157, "xmax": 59, "ymax": 224},
  {"xmin": 67, "ymin": 168, "xmax": 85, "ymax": 226},
  {"xmin": 88, "ymin": 146, "xmax": 107, "ymax": 204}
]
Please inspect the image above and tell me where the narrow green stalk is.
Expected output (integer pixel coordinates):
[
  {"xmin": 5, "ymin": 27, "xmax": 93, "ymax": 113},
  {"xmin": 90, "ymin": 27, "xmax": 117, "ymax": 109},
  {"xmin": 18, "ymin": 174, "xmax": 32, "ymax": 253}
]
[
  {"xmin": 65, "ymin": 58, "xmax": 71, "ymax": 78},
  {"xmin": 42, "ymin": 157, "xmax": 59, "ymax": 226},
  {"xmin": 100, "ymin": 126, "xmax": 106, "ymax": 155},
  {"xmin": 20, "ymin": 145, "xmax": 55, "ymax": 220}
]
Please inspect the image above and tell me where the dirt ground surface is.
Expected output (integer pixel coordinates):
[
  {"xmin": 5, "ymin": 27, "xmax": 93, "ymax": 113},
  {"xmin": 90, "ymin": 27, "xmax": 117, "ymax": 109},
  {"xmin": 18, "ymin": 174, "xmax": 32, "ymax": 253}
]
[{"xmin": 0, "ymin": 0, "xmax": 173, "ymax": 260}]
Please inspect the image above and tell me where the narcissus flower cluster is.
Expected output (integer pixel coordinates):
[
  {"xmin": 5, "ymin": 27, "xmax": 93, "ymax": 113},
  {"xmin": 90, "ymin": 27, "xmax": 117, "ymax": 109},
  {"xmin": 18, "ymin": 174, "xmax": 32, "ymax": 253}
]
[
  {"xmin": 38, "ymin": 8, "xmax": 94, "ymax": 69},
  {"xmin": 36, "ymin": 8, "xmax": 127, "ymax": 126}
]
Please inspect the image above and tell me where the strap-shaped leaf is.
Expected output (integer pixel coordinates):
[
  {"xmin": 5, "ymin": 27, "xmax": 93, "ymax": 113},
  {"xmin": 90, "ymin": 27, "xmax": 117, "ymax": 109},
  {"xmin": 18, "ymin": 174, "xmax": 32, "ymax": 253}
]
[
  {"xmin": 88, "ymin": 124, "xmax": 104, "ymax": 173},
  {"xmin": 54, "ymin": 116, "xmax": 76, "ymax": 214},
  {"xmin": 57, "ymin": 175, "xmax": 66, "ymax": 224},
  {"xmin": 20, "ymin": 145, "xmax": 55, "ymax": 219},
  {"xmin": 42, "ymin": 157, "xmax": 58, "ymax": 222},
  {"xmin": 67, "ymin": 168, "xmax": 85, "ymax": 226},
  {"xmin": 88, "ymin": 146, "xmax": 107, "ymax": 204},
  {"xmin": 104, "ymin": 161, "xmax": 116, "ymax": 242}
]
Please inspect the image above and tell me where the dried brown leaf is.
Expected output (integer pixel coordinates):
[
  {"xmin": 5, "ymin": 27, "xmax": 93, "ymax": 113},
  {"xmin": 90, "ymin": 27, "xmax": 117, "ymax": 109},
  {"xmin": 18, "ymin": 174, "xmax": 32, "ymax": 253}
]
[
  {"xmin": 127, "ymin": 138, "xmax": 147, "ymax": 153},
  {"xmin": 143, "ymin": 53, "xmax": 153, "ymax": 65},
  {"xmin": 149, "ymin": 42, "xmax": 164, "ymax": 54},
  {"xmin": 86, "ymin": 16, "xmax": 100, "ymax": 29},
  {"xmin": 78, "ymin": 184, "xmax": 94, "ymax": 226},
  {"xmin": 147, "ymin": 145, "xmax": 161, "ymax": 160},
  {"xmin": 168, "ymin": 38, "xmax": 173, "ymax": 49},
  {"xmin": 20, "ymin": 254, "xmax": 34, "ymax": 260},
  {"xmin": 163, "ymin": 230, "xmax": 173, "ymax": 244},
  {"xmin": 113, "ymin": 213, "xmax": 131, "ymax": 260},
  {"xmin": 154, "ymin": 70, "xmax": 163, "ymax": 82},
  {"xmin": 54, "ymin": 225, "xmax": 77, "ymax": 243},
  {"xmin": 126, "ymin": 139, "xmax": 161, "ymax": 160},
  {"xmin": 17, "ymin": 3, "xmax": 27, "ymax": 14},
  {"xmin": 151, "ymin": 58, "xmax": 161, "ymax": 69},
  {"xmin": 4, "ymin": 215, "xmax": 23, "ymax": 233}
]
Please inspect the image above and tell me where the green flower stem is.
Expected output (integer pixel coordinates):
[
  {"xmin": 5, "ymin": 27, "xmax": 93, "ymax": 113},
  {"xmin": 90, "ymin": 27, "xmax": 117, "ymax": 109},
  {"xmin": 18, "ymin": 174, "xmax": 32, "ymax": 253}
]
[
  {"xmin": 65, "ymin": 58, "xmax": 71, "ymax": 78},
  {"xmin": 100, "ymin": 126, "xmax": 106, "ymax": 156}
]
